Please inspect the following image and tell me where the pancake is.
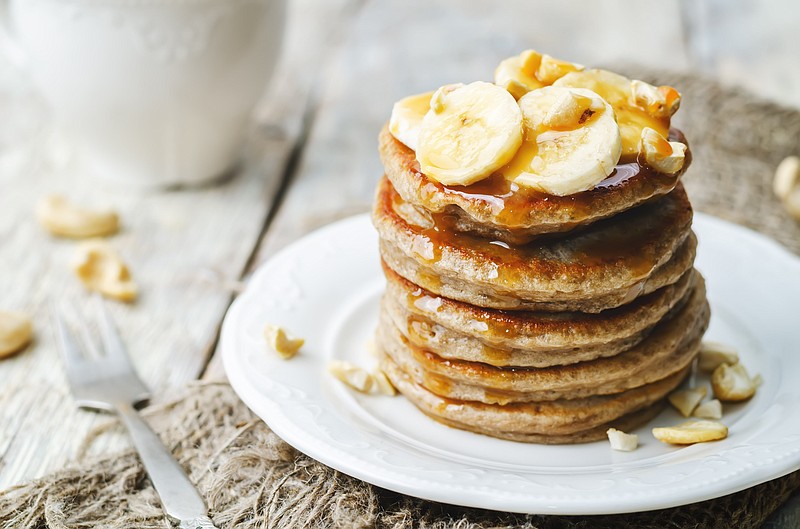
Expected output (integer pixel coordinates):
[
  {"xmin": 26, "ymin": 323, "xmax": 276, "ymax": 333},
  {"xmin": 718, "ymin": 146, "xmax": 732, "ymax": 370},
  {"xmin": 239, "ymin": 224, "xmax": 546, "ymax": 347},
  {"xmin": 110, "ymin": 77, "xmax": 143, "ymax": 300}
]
[
  {"xmin": 427, "ymin": 403, "xmax": 666, "ymax": 444},
  {"xmin": 374, "ymin": 176, "xmax": 696, "ymax": 312},
  {"xmin": 378, "ymin": 274, "xmax": 708, "ymax": 403},
  {"xmin": 383, "ymin": 262, "xmax": 696, "ymax": 366},
  {"xmin": 380, "ymin": 351, "xmax": 687, "ymax": 440},
  {"xmin": 379, "ymin": 124, "xmax": 691, "ymax": 245}
]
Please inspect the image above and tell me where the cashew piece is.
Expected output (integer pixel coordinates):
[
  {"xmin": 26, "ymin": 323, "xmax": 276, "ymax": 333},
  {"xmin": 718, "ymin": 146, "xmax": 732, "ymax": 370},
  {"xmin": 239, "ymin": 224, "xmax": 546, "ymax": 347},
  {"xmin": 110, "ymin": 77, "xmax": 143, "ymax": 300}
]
[{"xmin": 37, "ymin": 195, "xmax": 119, "ymax": 238}]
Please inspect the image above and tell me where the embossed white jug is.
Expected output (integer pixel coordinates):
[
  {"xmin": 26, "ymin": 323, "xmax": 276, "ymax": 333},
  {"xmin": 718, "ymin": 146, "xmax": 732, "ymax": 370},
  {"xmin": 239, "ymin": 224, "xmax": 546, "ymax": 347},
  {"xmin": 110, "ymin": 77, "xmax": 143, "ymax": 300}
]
[{"xmin": 2, "ymin": 0, "xmax": 285, "ymax": 189}]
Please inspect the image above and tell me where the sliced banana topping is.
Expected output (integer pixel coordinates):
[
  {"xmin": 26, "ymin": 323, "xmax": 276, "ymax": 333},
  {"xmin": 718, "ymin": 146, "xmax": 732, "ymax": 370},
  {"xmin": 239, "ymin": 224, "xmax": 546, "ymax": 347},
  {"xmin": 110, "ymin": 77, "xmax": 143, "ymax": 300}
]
[
  {"xmin": 416, "ymin": 82, "xmax": 523, "ymax": 186},
  {"xmin": 542, "ymin": 90, "xmax": 595, "ymax": 129},
  {"xmin": 508, "ymin": 86, "xmax": 621, "ymax": 196},
  {"xmin": 630, "ymin": 80, "xmax": 681, "ymax": 119},
  {"xmin": 537, "ymin": 54, "xmax": 584, "ymax": 85},
  {"xmin": 640, "ymin": 127, "xmax": 686, "ymax": 174},
  {"xmin": 494, "ymin": 50, "xmax": 583, "ymax": 100},
  {"xmin": 389, "ymin": 91, "xmax": 433, "ymax": 151},
  {"xmin": 554, "ymin": 69, "xmax": 671, "ymax": 157},
  {"xmin": 494, "ymin": 50, "xmax": 545, "ymax": 99},
  {"xmin": 391, "ymin": 54, "xmax": 687, "ymax": 191}
]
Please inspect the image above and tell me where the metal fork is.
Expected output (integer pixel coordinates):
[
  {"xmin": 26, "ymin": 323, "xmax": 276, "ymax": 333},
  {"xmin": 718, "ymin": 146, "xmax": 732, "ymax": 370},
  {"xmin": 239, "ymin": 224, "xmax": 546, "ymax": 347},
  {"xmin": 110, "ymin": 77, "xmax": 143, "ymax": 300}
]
[{"xmin": 53, "ymin": 298, "xmax": 219, "ymax": 529}]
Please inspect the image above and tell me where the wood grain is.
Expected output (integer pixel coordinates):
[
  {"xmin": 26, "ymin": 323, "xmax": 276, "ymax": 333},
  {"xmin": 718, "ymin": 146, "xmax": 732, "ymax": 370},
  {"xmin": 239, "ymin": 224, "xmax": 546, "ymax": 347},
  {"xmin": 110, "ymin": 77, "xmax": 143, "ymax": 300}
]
[{"xmin": 0, "ymin": 0, "xmax": 358, "ymax": 488}]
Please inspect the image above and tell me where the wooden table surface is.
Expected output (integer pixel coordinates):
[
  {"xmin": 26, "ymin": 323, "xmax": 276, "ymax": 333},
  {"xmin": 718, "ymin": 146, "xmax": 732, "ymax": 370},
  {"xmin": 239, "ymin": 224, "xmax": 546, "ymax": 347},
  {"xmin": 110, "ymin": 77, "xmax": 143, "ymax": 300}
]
[{"xmin": 1, "ymin": 0, "xmax": 798, "ymax": 515}]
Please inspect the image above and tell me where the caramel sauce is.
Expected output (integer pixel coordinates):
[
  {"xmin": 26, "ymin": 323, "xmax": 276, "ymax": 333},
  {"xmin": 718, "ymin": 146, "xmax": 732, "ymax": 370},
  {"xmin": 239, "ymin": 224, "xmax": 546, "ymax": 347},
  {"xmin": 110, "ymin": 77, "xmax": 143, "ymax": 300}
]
[
  {"xmin": 407, "ymin": 128, "xmax": 689, "ymax": 230},
  {"xmin": 422, "ymin": 370, "xmax": 453, "ymax": 397},
  {"xmin": 405, "ymin": 311, "xmax": 516, "ymax": 364},
  {"xmin": 421, "ymin": 358, "xmax": 545, "ymax": 407},
  {"xmin": 382, "ymin": 177, "xmax": 689, "ymax": 285},
  {"xmin": 425, "ymin": 352, "xmax": 516, "ymax": 384},
  {"xmin": 481, "ymin": 344, "xmax": 513, "ymax": 366}
]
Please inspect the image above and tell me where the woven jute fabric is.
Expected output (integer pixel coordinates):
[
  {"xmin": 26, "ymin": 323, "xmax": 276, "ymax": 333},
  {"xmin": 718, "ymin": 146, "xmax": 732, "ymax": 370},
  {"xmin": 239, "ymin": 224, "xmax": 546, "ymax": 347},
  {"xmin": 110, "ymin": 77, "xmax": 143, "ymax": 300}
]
[{"xmin": 2, "ymin": 72, "xmax": 800, "ymax": 529}]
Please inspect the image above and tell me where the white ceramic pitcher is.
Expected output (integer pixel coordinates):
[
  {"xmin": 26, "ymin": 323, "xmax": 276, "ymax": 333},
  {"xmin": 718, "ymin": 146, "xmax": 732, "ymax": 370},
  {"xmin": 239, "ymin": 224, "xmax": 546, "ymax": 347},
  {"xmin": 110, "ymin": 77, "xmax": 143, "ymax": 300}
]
[{"xmin": 1, "ymin": 0, "xmax": 285, "ymax": 189}]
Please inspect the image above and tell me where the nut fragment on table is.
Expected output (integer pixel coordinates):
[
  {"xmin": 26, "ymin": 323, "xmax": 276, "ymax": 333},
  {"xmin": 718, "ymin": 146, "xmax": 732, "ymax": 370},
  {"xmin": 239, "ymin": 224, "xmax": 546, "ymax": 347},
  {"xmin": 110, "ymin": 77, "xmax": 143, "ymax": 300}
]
[
  {"xmin": 36, "ymin": 194, "xmax": 119, "ymax": 238},
  {"xmin": 328, "ymin": 361, "xmax": 374, "ymax": 393},
  {"xmin": 773, "ymin": 156, "xmax": 800, "ymax": 219},
  {"xmin": 711, "ymin": 362, "xmax": 757, "ymax": 401},
  {"xmin": 72, "ymin": 240, "xmax": 137, "ymax": 302},
  {"xmin": 264, "ymin": 324, "xmax": 304, "ymax": 359},
  {"xmin": 606, "ymin": 428, "xmax": 638, "ymax": 451},
  {"xmin": 698, "ymin": 341, "xmax": 739, "ymax": 372},
  {"xmin": 0, "ymin": 311, "xmax": 33, "ymax": 359},
  {"xmin": 668, "ymin": 386, "xmax": 707, "ymax": 417},
  {"xmin": 652, "ymin": 420, "xmax": 728, "ymax": 445},
  {"xmin": 693, "ymin": 399, "xmax": 723, "ymax": 420}
]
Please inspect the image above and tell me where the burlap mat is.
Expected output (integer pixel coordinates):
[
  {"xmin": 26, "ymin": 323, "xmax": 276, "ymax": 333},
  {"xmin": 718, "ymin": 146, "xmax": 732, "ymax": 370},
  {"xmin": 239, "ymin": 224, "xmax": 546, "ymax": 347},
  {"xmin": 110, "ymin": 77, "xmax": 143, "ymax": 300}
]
[{"xmin": 2, "ymin": 72, "xmax": 800, "ymax": 528}]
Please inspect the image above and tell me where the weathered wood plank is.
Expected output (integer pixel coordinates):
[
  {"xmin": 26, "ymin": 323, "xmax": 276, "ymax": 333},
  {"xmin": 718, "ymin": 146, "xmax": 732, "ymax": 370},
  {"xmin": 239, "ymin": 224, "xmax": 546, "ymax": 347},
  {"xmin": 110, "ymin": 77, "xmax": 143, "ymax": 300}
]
[{"xmin": 0, "ymin": 0, "xmax": 358, "ymax": 489}]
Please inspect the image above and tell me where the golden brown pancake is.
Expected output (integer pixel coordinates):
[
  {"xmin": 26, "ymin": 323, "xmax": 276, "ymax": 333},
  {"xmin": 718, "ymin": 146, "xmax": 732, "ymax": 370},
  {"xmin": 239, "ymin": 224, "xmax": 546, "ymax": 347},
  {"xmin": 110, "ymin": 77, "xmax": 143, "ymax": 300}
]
[
  {"xmin": 380, "ymin": 352, "xmax": 687, "ymax": 441},
  {"xmin": 427, "ymin": 403, "xmax": 666, "ymax": 444},
  {"xmin": 374, "ymin": 176, "xmax": 695, "ymax": 312},
  {"xmin": 383, "ymin": 262, "xmax": 696, "ymax": 366},
  {"xmin": 378, "ymin": 274, "xmax": 708, "ymax": 403},
  {"xmin": 379, "ymin": 124, "xmax": 691, "ymax": 245}
]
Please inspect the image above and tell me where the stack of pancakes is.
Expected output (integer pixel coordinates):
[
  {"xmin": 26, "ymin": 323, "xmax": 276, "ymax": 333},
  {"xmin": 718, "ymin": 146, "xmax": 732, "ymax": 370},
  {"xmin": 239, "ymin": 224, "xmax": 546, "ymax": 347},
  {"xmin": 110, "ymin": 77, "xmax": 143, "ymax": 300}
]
[{"xmin": 372, "ymin": 74, "xmax": 709, "ymax": 445}]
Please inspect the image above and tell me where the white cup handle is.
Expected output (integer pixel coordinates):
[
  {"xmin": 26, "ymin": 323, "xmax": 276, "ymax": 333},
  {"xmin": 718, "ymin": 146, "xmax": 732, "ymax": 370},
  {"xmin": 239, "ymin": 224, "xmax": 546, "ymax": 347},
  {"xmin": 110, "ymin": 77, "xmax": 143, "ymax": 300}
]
[{"xmin": 0, "ymin": 0, "xmax": 27, "ymax": 69}]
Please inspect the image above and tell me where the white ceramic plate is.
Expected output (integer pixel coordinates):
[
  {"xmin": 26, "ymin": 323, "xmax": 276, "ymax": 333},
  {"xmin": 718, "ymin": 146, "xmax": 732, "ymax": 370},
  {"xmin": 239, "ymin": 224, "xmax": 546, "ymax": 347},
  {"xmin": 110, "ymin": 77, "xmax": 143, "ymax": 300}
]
[{"xmin": 221, "ymin": 213, "xmax": 800, "ymax": 515}]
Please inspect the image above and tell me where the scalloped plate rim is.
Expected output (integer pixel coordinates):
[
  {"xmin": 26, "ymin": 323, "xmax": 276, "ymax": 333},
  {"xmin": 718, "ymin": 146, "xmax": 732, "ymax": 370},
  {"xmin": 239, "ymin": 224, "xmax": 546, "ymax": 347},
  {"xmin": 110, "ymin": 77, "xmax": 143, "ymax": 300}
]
[{"xmin": 221, "ymin": 212, "xmax": 800, "ymax": 515}]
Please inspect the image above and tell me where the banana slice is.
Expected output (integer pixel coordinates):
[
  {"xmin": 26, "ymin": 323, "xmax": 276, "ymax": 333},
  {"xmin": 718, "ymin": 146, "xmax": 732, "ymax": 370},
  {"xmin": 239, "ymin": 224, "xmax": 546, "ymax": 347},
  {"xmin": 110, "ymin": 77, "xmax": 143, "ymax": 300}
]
[
  {"xmin": 554, "ymin": 69, "xmax": 672, "ymax": 158},
  {"xmin": 506, "ymin": 86, "xmax": 621, "ymax": 196},
  {"xmin": 389, "ymin": 91, "xmax": 434, "ymax": 151},
  {"xmin": 494, "ymin": 50, "xmax": 584, "ymax": 100},
  {"xmin": 416, "ymin": 82, "xmax": 523, "ymax": 186},
  {"xmin": 495, "ymin": 50, "xmax": 544, "ymax": 99}
]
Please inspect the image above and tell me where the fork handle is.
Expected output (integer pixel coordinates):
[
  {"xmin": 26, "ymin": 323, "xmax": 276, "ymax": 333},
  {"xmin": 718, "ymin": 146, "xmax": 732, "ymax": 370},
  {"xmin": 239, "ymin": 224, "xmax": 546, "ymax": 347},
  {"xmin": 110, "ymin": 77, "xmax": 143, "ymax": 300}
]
[{"xmin": 114, "ymin": 401, "xmax": 218, "ymax": 527}]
